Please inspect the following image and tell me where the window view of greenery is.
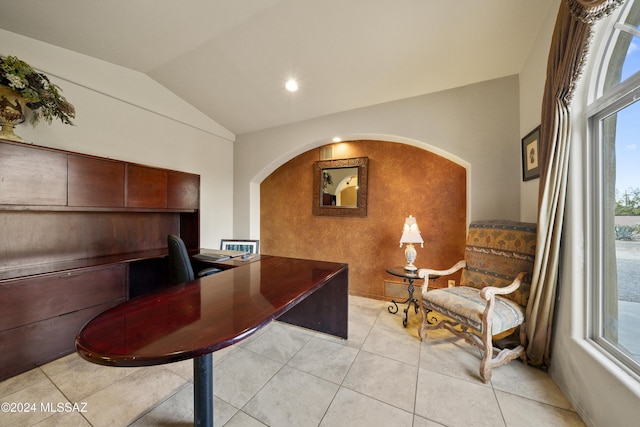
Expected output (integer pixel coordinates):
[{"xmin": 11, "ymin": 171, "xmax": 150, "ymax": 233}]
[
  {"xmin": 607, "ymin": 100, "xmax": 640, "ymax": 366},
  {"xmin": 597, "ymin": 2, "xmax": 640, "ymax": 372}
]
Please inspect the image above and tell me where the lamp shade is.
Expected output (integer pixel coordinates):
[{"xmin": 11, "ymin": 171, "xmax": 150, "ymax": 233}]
[{"xmin": 399, "ymin": 215, "xmax": 424, "ymax": 246}]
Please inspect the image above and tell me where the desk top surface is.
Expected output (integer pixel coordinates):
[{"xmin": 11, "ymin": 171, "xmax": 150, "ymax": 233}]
[{"xmin": 75, "ymin": 255, "xmax": 347, "ymax": 367}]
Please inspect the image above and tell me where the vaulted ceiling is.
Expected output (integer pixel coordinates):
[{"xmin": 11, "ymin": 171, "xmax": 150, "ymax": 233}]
[{"xmin": 0, "ymin": 0, "xmax": 554, "ymax": 135}]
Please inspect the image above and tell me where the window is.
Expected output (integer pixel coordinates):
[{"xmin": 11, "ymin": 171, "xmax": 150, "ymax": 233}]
[{"xmin": 589, "ymin": 0, "xmax": 640, "ymax": 377}]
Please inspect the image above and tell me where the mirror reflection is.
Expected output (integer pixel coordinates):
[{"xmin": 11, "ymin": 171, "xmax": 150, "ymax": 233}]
[
  {"xmin": 313, "ymin": 156, "xmax": 367, "ymax": 217},
  {"xmin": 321, "ymin": 167, "xmax": 359, "ymax": 207}
]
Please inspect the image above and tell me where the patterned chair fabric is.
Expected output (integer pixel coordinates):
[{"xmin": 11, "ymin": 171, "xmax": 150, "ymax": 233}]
[
  {"xmin": 417, "ymin": 220, "xmax": 536, "ymax": 382},
  {"xmin": 460, "ymin": 220, "xmax": 536, "ymax": 306},
  {"xmin": 421, "ymin": 286, "xmax": 525, "ymax": 335}
]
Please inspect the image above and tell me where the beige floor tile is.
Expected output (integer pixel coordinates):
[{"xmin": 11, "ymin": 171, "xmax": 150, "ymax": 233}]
[
  {"xmin": 32, "ymin": 410, "xmax": 91, "ymax": 427},
  {"xmin": 244, "ymin": 365, "xmax": 339, "ymax": 426},
  {"xmin": 496, "ymin": 390, "xmax": 586, "ymax": 427},
  {"xmin": 80, "ymin": 366, "xmax": 186, "ymax": 427},
  {"xmin": 419, "ymin": 331, "xmax": 488, "ymax": 384},
  {"xmin": 40, "ymin": 353, "xmax": 140, "ymax": 403},
  {"xmin": 241, "ymin": 321, "xmax": 313, "ymax": 363},
  {"xmin": 342, "ymin": 350, "xmax": 418, "ymax": 412},
  {"xmin": 0, "ymin": 378, "xmax": 71, "ymax": 427},
  {"xmin": 287, "ymin": 336, "xmax": 359, "ymax": 384},
  {"xmin": 127, "ymin": 384, "xmax": 193, "ymax": 426},
  {"xmin": 0, "ymin": 367, "xmax": 47, "ymax": 399},
  {"xmin": 348, "ymin": 295, "xmax": 387, "ymax": 310},
  {"xmin": 214, "ymin": 347, "xmax": 282, "ymax": 408},
  {"xmin": 320, "ymin": 387, "xmax": 414, "ymax": 427},
  {"xmin": 375, "ymin": 305, "xmax": 406, "ymax": 330},
  {"xmin": 214, "ymin": 341, "xmax": 241, "ymax": 363},
  {"xmin": 377, "ymin": 300, "xmax": 423, "ymax": 333},
  {"xmin": 225, "ymin": 410, "xmax": 268, "ymax": 426},
  {"xmin": 491, "ymin": 361, "xmax": 574, "ymax": 410},
  {"xmin": 236, "ymin": 320, "xmax": 275, "ymax": 348},
  {"xmin": 349, "ymin": 304, "xmax": 383, "ymax": 327},
  {"xmin": 362, "ymin": 323, "xmax": 421, "ymax": 366},
  {"xmin": 2, "ymin": 296, "xmax": 586, "ymax": 427},
  {"xmin": 413, "ymin": 414, "xmax": 447, "ymax": 426},
  {"xmin": 315, "ymin": 319, "xmax": 372, "ymax": 349},
  {"xmin": 162, "ymin": 358, "xmax": 194, "ymax": 381},
  {"xmin": 415, "ymin": 368, "xmax": 505, "ymax": 427},
  {"xmin": 129, "ymin": 383, "xmax": 238, "ymax": 427}
]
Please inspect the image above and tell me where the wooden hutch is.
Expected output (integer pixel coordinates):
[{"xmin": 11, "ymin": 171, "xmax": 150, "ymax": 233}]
[{"xmin": 0, "ymin": 138, "xmax": 201, "ymax": 381}]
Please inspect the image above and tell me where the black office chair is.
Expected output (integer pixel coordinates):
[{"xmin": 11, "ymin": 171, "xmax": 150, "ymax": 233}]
[{"xmin": 167, "ymin": 234, "xmax": 220, "ymax": 285}]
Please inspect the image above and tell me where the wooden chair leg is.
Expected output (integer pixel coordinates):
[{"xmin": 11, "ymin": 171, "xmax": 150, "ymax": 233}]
[
  {"xmin": 479, "ymin": 328, "xmax": 493, "ymax": 383},
  {"xmin": 519, "ymin": 325, "xmax": 528, "ymax": 365},
  {"xmin": 418, "ymin": 305, "xmax": 429, "ymax": 341}
]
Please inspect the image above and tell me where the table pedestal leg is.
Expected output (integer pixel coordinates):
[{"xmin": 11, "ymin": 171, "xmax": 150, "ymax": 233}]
[
  {"xmin": 387, "ymin": 278, "xmax": 419, "ymax": 327},
  {"xmin": 194, "ymin": 353, "xmax": 213, "ymax": 426}
]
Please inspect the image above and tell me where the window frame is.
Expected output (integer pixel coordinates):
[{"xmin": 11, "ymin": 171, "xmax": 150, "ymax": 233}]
[{"xmin": 586, "ymin": 33, "xmax": 640, "ymax": 380}]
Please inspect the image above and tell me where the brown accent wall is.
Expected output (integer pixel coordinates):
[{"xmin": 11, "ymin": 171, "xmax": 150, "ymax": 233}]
[{"xmin": 260, "ymin": 140, "xmax": 466, "ymax": 300}]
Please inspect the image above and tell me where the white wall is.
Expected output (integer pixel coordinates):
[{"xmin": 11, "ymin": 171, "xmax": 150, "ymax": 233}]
[
  {"xmin": 518, "ymin": 0, "xmax": 560, "ymax": 222},
  {"xmin": 546, "ymin": 4, "xmax": 640, "ymax": 426},
  {"xmin": 234, "ymin": 75, "xmax": 521, "ymax": 239},
  {"xmin": 1, "ymin": 30, "xmax": 236, "ymax": 248}
]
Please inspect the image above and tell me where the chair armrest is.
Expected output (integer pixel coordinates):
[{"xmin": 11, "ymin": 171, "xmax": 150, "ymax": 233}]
[
  {"xmin": 417, "ymin": 260, "xmax": 466, "ymax": 293},
  {"xmin": 479, "ymin": 272, "xmax": 528, "ymax": 301}
]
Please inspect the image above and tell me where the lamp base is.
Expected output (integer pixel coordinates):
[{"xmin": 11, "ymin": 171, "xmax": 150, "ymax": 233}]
[{"xmin": 404, "ymin": 243, "xmax": 418, "ymax": 271}]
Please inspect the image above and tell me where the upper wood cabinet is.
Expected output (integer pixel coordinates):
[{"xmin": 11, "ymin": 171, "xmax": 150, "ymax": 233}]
[
  {"xmin": 0, "ymin": 142, "xmax": 67, "ymax": 206},
  {"xmin": 126, "ymin": 164, "xmax": 168, "ymax": 209},
  {"xmin": 0, "ymin": 140, "xmax": 199, "ymax": 212},
  {"xmin": 168, "ymin": 171, "xmax": 199, "ymax": 209},
  {"xmin": 0, "ymin": 139, "xmax": 201, "ymax": 382},
  {"xmin": 68, "ymin": 155, "xmax": 125, "ymax": 207}
]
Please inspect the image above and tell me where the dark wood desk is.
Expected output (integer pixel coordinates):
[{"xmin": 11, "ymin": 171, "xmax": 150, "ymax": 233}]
[{"xmin": 75, "ymin": 255, "xmax": 348, "ymax": 426}]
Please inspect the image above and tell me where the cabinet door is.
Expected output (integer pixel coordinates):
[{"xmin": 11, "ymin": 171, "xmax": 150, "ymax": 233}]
[
  {"xmin": 168, "ymin": 171, "xmax": 199, "ymax": 209},
  {"xmin": 0, "ymin": 300, "xmax": 119, "ymax": 381},
  {"xmin": 68, "ymin": 155, "xmax": 125, "ymax": 207},
  {"xmin": 126, "ymin": 164, "xmax": 168, "ymax": 208},
  {"xmin": 0, "ymin": 142, "xmax": 67, "ymax": 206},
  {"xmin": 0, "ymin": 264, "xmax": 127, "ymax": 331}
]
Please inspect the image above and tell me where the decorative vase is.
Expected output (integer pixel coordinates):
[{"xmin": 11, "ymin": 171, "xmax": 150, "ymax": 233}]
[{"xmin": 0, "ymin": 85, "xmax": 27, "ymax": 142}]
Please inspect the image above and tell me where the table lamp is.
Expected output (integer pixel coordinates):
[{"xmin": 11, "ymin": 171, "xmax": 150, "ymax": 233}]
[{"xmin": 399, "ymin": 215, "xmax": 424, "ymax": 271}]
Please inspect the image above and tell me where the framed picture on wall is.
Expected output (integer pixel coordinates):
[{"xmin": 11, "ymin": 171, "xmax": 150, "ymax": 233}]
[{"xmin": 521, "ymin": 126, "xmax": 541, "ymax": 181}]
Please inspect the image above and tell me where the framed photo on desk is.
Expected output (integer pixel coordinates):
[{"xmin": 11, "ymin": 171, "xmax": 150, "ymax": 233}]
[{"xmin": 220, "ymin": 239, "xmax": 259, "ymax": 254}]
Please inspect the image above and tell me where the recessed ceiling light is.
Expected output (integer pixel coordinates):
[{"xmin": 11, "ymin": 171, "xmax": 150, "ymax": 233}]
[
  {"xmin": 332, "ymin": 137, "xmax": 342, "ymax": 142},
  {"xmin": 285, "ymin": 79, "xmax": 298, "ymax": 92}
]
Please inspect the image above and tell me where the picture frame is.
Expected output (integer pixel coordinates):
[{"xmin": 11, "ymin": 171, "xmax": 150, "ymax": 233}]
[
  {"xmin": 521, "ymin": 126, "xmax": 541, "ymax": 181},
  {"xmin": 313, "ymin": 156, "xmax": 368, "ymax": 217},
  {"xmin": 220, "ymin": 239, "xmax": 260, "ymax": 254}
]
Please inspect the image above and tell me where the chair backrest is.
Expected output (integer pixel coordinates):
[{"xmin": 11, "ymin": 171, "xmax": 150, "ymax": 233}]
[
  {"xmin": 460, "ymin": 220, "xmax": 536, "ymax": 306},
  {"xmin": 167, "ymin": 234, "xmax": 194, "ymax": 285}
]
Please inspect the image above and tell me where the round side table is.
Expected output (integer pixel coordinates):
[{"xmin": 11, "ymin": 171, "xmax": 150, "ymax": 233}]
[{"xmin": 386, "ymin": 266, "xmax": 422, "ymax": 327}]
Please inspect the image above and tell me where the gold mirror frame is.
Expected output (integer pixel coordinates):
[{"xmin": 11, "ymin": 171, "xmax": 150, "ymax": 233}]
[{"xmin": 313, "ymin": 157, "xmax": 368, "ymax": 217}]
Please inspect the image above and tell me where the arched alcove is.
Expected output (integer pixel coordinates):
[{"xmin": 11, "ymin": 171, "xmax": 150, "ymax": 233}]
[{"xmin": 259, "ymin": 139, "xmax": 467, "ymax": 300}]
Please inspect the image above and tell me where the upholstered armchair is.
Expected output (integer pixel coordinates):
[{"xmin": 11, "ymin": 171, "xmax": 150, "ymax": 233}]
[{"xmin": 417, "ymin": 220, "xmax": 536, "ymax": 382}]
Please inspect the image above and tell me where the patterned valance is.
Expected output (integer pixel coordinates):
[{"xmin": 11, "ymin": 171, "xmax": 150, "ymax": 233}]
[{"xmin": 567, "ymin": 0, "xmax": 625, "ymax": 23}]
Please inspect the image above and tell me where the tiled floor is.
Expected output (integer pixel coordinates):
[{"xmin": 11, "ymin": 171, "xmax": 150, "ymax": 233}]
[{"xmin": 0, "ymin": 296, "xmax": 585, "ymax": 427}]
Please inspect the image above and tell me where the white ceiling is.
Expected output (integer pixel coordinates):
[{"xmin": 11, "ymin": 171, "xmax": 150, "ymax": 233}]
[{"xmin": 0, "ymin": 0, "xmax": 554, "ymax": 135}]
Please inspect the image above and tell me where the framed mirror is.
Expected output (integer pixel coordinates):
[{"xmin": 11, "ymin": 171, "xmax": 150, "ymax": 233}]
[{"xmin": 313, "ymin": 157, "xmax": 368, "ymax": 217}]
